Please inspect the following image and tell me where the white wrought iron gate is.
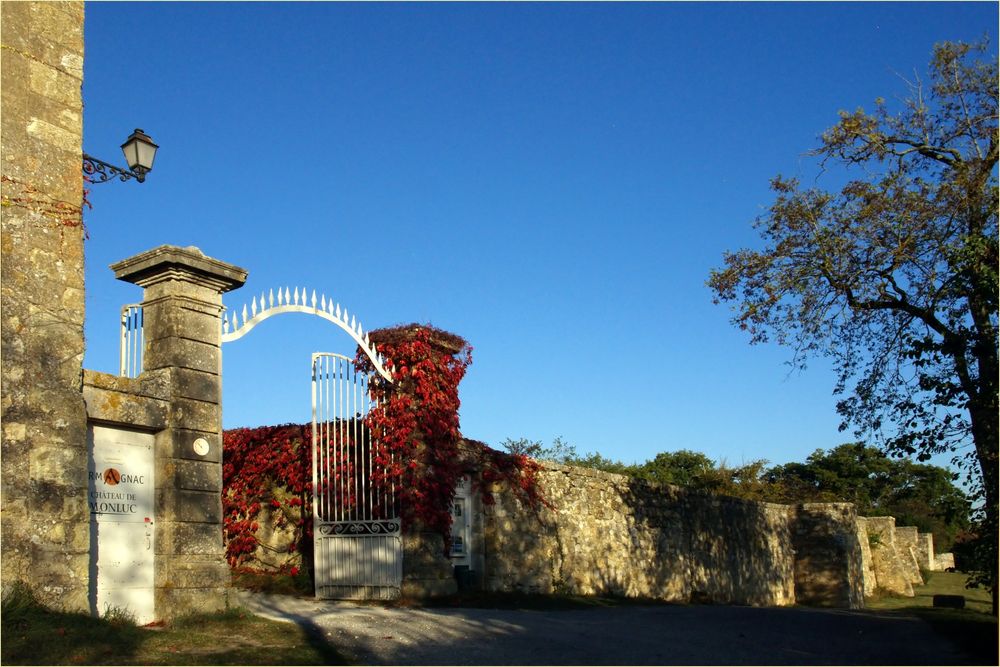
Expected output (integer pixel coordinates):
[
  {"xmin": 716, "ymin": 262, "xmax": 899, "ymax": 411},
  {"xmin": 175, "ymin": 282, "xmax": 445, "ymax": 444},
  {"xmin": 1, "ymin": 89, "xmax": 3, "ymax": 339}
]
[{"xmin": 311, "ymin": 352, "xmax": 401, "ymax": 599}]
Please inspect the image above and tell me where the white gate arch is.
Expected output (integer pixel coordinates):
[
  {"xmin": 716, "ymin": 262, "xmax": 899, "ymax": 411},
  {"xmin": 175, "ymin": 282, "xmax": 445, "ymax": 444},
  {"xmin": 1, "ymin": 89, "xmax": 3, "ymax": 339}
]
[{"xmin": 221, "ymin": 286, "xmax": 393, "ymax": 382}]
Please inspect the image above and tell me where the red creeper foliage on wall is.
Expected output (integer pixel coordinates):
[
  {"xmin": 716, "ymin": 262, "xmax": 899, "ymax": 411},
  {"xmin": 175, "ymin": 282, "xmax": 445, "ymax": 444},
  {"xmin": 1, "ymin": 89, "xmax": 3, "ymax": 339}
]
[
  {"xmin": 472, "ymin": 445, "xmax": 549, "ymax": 512},
  {"xmin": 357, "ymin": 325, "xmax": 473, "ymax": 553},
  {"xmin": 222, "ymin": 424, "xmax": 312, "ymax": 567}
]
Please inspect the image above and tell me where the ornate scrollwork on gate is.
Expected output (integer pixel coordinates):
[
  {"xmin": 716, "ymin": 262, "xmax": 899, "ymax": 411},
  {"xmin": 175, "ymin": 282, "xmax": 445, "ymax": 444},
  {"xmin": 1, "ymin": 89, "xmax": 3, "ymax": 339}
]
[{"xmin": 319, "ymin": 520, "xmax": 401, "ymax": 536}]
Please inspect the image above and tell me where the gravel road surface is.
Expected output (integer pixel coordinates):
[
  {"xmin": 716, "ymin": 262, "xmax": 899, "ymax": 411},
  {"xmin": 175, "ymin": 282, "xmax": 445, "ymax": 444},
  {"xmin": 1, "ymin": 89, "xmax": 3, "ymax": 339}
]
[{"xmin": 234, "ymin": 590, "xmax": 974, "ymax": 665}]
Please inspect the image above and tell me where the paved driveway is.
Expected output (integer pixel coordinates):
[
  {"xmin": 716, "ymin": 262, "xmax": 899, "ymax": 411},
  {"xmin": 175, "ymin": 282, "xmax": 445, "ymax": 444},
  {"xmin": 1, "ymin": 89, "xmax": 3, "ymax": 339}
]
[{"xmin": 234, "ymin": 591, "xmax": 973, "ymax": 665}]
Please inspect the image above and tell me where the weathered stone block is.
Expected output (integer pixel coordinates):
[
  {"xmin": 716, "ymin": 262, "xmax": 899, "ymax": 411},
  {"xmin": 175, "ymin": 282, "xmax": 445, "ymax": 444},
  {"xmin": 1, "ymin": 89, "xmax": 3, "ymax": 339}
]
[
  {"xmin": 112, "ymin": 245, "xmax": 247, "ymax": 296},
  {"xmin": 142, "ymin": 303, "xmax": 223, "ymax": 345},
  {"xmin": 171, "ymin": 367, "xmax": 220, "ymax": 403},
  {"xmin": 4, "ymin": 421, "xmax": 28, "ymax": 442},
  {"xmin": 156, "ymin": 586, "xmax": 229, "ymax": 619},
  {"xmin": 28, "ymin": 59, "xmax": 80, "ymax": 106},
  {"xmin": 29, "ymin": 445, "xmax": 86, "ymax": 487},
  {"xmin": 83, "ymin": 381, "xmax": 169, "ymax": 430},
  {"xmin": 157, "ymin": 488, "xmax": 222, "ymax": 523},
  {"xmin": 156, "ymin": 558, "xmax": 231, "ymax": 589},
  {"xmin": 156, "ymin": 521, "xmax": 225, "ymax": 556},
  {"xmin": 25, "ymin": 2, "xmax": 84, "ymax": 50},
  {"xmin": 933, "ymin": 594, "xmax": 965, "ymax": 609},
  {"xmin": 144, "ymin": 336, "xmax": 219, "ymax": 375},
  {"xmin": 82, "ymin": 369, "xmax": 171, "ymax": 401},
  {"xmin": 170, "ymin": 397, "xmax": 220, "ymax": 431},
  {"xmin": 158, "ymin": 459, "xmax": 221, "ymax": 493}
]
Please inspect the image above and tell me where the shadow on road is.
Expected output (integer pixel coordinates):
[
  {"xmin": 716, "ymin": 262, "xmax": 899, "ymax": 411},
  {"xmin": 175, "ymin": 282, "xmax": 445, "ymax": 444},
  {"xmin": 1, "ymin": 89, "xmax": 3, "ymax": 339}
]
[{"xmin": 237, "ymin": 591, "xmax": 981, "ymax": 666}]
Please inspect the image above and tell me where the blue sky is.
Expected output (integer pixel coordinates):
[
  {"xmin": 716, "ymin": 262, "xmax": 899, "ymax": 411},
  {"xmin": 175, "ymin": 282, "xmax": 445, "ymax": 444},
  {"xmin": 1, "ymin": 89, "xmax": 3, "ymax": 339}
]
[{"xmin": 81, "ymin": 2, "xmax": 997, "ymax": 471}]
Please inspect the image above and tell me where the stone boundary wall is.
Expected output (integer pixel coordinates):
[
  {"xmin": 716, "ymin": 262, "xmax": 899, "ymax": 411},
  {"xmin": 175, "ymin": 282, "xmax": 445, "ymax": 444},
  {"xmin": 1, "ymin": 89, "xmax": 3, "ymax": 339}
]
[
  {"xmin": 483, "ymin": 461, "xmax": 864, "ymax": 608},
  {"xmin": 232, "ymin": 451, "xmax": 956, "ymax": 607}
]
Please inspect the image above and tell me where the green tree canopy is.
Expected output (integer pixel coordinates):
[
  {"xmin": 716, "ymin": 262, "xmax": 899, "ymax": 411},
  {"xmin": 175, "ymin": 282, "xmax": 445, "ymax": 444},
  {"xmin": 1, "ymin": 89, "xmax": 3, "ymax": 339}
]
[
  {"xmin": 634, "ymin": 450, "xmax": 716, "ymax": 487},
  {"xmin": 500, "ymin": 436, "xmax": 636, "ymax": 475}
]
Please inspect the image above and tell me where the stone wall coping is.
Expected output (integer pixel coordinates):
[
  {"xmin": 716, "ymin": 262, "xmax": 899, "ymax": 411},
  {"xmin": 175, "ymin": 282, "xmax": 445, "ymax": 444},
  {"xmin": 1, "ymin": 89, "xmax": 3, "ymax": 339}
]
[
  {"xmin": 111, "ymin": 245, "xmax": 248, "ymax": 293},
  {"xmin": 83, "ymin": 368, "xmax": 171, "ymax": 400},
  {"xmin": 462, "ymin": 440, "xmax": 853, "ymax": 515},
  {"xmin": 798, "ymin": 502, "xmax": 856, "ymax": 510},
  {"xmin": 860, "ymin": 516, "xmax": 896, "ymax": 523},
  {"xmin": 83, "ymin": 369, "xmax": 171, "ymax": 429},
  {"xmin": 534, "ymin": 458, "xmax": 796, "ymax": 511}
]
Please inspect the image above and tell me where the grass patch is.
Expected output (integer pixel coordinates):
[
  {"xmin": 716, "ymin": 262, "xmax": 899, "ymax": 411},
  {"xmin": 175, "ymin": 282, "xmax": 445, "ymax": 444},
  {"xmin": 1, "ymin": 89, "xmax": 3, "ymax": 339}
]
[
  {"xmin": 867, "ymin": 571, "xmax": 993, "ymax": 614},
  {"xmin": 866, "ymin": 572, "xmax": 997, "ymax": 665},
  {"xmin": 1, "ymin": 583, "xmax": 346, "ymax": 665}
]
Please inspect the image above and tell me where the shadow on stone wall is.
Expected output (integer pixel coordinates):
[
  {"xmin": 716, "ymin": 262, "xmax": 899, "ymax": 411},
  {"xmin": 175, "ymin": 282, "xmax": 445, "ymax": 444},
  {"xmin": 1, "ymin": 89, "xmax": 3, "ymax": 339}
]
[{"xmin": 483, "ymin": 464, "xmax": 804, "ymax": 606}]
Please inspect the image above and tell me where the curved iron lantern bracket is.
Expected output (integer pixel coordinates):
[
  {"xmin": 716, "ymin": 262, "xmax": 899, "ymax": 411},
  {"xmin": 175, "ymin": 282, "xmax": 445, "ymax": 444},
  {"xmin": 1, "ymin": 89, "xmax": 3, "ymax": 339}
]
[{"xmin": 82, "ymin": 153, "xmax": 147, "ymax": 184}]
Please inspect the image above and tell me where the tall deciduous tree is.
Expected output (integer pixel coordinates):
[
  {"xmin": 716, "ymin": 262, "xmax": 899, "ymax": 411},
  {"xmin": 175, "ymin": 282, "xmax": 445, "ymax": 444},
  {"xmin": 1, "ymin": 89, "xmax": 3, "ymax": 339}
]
[{"xmin": 708, "ymin": 41, "xmax": 997, "ymax": 607}]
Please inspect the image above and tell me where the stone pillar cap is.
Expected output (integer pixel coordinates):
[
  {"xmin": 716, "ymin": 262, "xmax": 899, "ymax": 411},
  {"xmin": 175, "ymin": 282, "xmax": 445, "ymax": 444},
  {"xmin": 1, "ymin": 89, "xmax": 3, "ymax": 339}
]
[{"xmin": 111, "ymin": 245, "xmax": 247, "ymax": 292}]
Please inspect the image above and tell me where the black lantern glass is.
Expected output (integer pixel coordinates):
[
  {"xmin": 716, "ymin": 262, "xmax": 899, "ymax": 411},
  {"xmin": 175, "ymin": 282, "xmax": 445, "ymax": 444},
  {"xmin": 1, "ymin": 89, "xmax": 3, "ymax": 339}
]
[{"xmin": 120, "ymin": 129, "xmax": 158, "ymax": 182}]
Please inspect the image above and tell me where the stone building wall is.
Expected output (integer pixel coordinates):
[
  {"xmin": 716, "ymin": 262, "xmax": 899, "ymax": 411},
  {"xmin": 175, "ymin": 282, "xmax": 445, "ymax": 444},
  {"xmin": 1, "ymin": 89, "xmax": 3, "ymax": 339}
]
[
  {"xmin": 483, "ymin": 461, "xmax": 864, "ymax": 608},
  {"xmin": 1, "ymin": 0, "xmax": 89, "ymax": 610}
]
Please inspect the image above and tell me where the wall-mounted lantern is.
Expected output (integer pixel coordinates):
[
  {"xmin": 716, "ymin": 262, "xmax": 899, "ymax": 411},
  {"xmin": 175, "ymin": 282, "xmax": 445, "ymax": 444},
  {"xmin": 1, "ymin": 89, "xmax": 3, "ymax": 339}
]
[{"xmin": 83, "ymin": 128, "xmax": 159, "ymax": 184}]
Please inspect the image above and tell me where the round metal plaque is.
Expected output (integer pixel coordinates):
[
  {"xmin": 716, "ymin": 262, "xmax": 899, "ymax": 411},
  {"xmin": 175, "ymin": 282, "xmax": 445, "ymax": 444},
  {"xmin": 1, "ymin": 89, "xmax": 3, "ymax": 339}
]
[{"xmin": 192, "ymin": 438, "xmax": 210, "ymax": 456}]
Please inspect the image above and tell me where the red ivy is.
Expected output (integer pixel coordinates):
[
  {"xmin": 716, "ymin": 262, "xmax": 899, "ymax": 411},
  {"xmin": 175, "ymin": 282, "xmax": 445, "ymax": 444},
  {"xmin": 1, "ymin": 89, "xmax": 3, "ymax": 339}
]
[
  {"xmin": 473, "ymin": 446, "xmax": 550, "ymax": 512},
  {"xmin": 357, "ymin": 326, "xmax": 472, "ymax": 553},
  {"xmin": 222, "ymin": 423, "xmax": 312, "ymax": 567}
]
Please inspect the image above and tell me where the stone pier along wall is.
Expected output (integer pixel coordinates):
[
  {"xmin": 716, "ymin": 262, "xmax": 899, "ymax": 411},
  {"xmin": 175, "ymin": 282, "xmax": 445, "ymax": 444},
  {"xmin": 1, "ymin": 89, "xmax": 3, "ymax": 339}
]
[
  {"xmin": 483, "ymin": 461, "xmax": 864, "ymax": 608},
  {"xmin": 859, "ymin": 516, "xmax": 914, "ymax": 596},
  {"xmin": 112, "ymin": 245, "xmax": 247, "ymax": 617},
  {"xmin": 893, "ymin": 526, "xmax": 925, "ymax": 585}
]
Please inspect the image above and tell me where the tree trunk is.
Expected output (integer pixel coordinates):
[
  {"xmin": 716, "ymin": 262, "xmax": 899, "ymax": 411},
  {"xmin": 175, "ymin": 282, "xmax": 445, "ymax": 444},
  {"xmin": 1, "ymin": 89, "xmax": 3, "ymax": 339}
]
[{"xmin": 969, "ymin": 390, "xmax": 998, "ymax": 616}]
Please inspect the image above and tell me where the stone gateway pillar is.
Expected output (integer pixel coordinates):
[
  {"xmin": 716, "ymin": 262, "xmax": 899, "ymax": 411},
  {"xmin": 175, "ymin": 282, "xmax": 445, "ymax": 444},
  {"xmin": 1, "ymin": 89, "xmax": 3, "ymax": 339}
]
[{"xmin": 111, "ymin": 245, "xmax": 246, "ymax": 617}]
